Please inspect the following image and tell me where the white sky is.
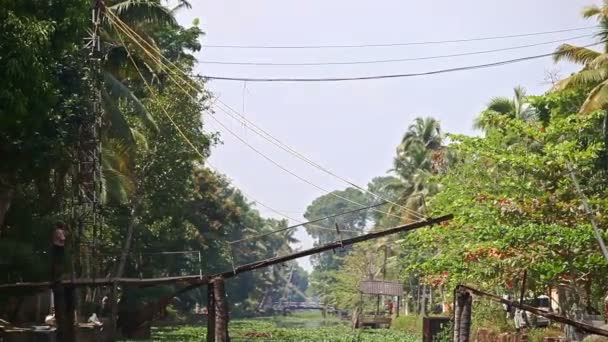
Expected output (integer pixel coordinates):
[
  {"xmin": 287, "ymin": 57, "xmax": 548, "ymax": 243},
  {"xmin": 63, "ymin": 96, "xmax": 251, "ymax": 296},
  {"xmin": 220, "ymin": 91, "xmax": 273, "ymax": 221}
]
[{"xmin": 175, "ymin": 0, "xmax": 598, "ymax": 271}]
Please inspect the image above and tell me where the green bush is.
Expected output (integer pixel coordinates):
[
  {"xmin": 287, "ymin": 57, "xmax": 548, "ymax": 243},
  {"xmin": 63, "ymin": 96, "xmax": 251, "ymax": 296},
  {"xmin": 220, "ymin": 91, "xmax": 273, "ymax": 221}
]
[
  {"xmin": 433, "ymin": 321, "xmax": 453, "ymax": 342},
  {"xmin": 391, "ymin": 315, "xmax": 422, "ymax": 334}
]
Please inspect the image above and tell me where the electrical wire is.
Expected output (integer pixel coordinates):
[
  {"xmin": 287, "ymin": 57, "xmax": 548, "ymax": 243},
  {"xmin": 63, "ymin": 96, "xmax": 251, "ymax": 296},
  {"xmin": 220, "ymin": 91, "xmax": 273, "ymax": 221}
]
[
  {"xmin": 199, "ymin": 34, "xmax": 592, "ymax": 66},
  {"xmin": 203, "ymin": 26, "xmax": 596, "ymax": 49},
  {"xmin": 229, "ymin": 201, "xmax": 389, "ymax": 245},
  {"xmin": 108, "ymin": 12, "xmax": 427, "ymax": 222},
  {"xmin": 212, "ymin": 100, "xmax": 427, "ymax": 220},
  {"xmin": 109, "ymin": 15, "xmax": 338, "ymax": 235},
  {"xmin": 198, "ymin": 42, "xmax": 602, "ymax": 82},
  {"xmin": 107, "ymin": 11, "xmax": 426, "ymax": 221}
]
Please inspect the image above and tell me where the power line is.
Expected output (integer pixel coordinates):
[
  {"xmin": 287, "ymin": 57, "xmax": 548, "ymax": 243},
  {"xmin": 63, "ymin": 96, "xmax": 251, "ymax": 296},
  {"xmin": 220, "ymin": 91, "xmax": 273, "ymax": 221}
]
[
  {"xmin": 203, "ymin": 26, "xmax": 596, "ymax": 49},
  {"xmin": 108, "ymin": 14, "xmax": 422, "ymax": 232},
  {"xmin": 199, "ymin": 35, "xmax": 592, "ymax": 66},
  {"xmin": 199, "ymin": 43, "xmax": 602, "ymax": 82},
  {"xmin": 107, "ymin": 13, "xmax": 337, "ymax": 234},
  {"xmin": 108, "ymin": 12, "xmax": 426, "ymax": 222},
  {"xmin": 229, "ymin": 201, "xmax": 388, "ymax": 244},
  {"xmin": 212, "ymin": 100, "xmax": 426, "ymax": 219}
]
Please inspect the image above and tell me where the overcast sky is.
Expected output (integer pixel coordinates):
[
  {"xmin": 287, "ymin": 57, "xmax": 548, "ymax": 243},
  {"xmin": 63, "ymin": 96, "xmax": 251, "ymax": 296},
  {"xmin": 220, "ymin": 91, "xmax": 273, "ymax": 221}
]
[{"xmin": 175, "ymin": 0, "xmax": 598, "ymax": 271}]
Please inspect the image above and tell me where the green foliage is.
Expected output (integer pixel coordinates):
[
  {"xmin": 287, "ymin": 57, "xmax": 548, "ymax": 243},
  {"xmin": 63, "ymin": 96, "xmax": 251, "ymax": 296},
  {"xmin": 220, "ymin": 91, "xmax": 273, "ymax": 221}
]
[
  {"xmin": 0, "ymin": 0, "xmax": 302, "ymax": 319},
  {"xmin": 390, "ymin": 315, "xmax": 422, "ymax": 334},
  {"xmin": 433, "ymin": 320, "xmax": 453, "ymax": 342},
  {"xmin": 127, "ymin": 318, "xmax": 421, "ymax": 341}
]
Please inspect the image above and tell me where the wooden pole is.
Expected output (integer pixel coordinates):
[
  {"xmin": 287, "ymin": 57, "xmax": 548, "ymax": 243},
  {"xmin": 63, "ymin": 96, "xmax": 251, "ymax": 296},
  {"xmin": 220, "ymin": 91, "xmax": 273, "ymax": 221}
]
[
  {"xmin": 109, "ymin": 281, "xmax": 118, "ymax": 341},
  {"xmin": 207, "ymin": 283, "xmax": 215, "ymax": 342},
  {"xmin": 452, "ymin": 287, "xmax": 462, "ymax": 342},
  {"xmin": 213, "ymin": 277, "xmax": 229, "ymax": 342},
  {"xmin": 1, "ymin": 215, "xmax": 453, "ymax": 292},
  {"xmin": 50, "ymin": 225, "xmax": 75, "ymax": 342},
  {"xmin": 460, "ymin": 285, "xmax": 608, "ymax": 337},
  {"xmin": 215, "ymin": 215, "xmax": 453, "ymax": 281},
  {"xmin": 396, "ymin": 295, "xmax": 400, "ymax": 318},
  {"xmin": 519, "ymin": 270, "xmax": 527, "ymax": 306},
  {"xmin": 66, "ymin": 286, "xmax": 76, "ymax": 342},
  {"xmin": 458, "ymin": 291, "xmax": 472, "ymax": 342}
]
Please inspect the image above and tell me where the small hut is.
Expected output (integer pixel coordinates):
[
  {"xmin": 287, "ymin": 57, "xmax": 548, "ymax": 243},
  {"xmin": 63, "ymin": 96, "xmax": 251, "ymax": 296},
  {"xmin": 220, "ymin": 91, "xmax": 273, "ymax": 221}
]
[{"xmin": 353, "ymin": 280, "xmax": 403, "ymax": 329}]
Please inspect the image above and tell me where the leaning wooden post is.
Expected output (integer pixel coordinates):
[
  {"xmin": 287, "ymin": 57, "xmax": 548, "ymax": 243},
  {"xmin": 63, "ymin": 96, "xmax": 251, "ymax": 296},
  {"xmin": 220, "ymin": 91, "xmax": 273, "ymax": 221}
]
[
  {"xmin": 50, "ymin": 223, "xmax": 76, "ymax": 342},
  {"xmin": 213, "ymin": 277, "xmax": 230, "ymax": 342},
  {"xmin": 453, "ymin": 287, "xmax": 462, "ymax": 342},
  {"xmin": 108, "ymin": 281, "xmax": 119, "ymax": 341},
  {"xmin": 207, "ymin": 282, "xmax": 216, "ymax": 342},
  {"xmin": 458, "ymin": 290, "xmax": 472, "ymax": 342}
]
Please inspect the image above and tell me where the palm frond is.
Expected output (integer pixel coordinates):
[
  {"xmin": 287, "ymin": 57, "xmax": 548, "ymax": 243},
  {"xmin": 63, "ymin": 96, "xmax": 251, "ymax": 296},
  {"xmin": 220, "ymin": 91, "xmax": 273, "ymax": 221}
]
[
  {"xmin": 513, "ymin": 86, "xmax": 527, "ymax": 106},
  {"xmin": 486, "ymin": 97, "xmax": 514, "ymax": 115},
  {"xmin": 102, "ymin": 88, "xmax": 135, "ymax": 144},
  {"xmin": 553, "ymin": 68, "xmax": 608, "ymax": 91},
  {"xmin": 553, "ymin": 44, "xmax": 601, "ymax": 65},
  {"xmin": 579, "ymin": 79, "xmax": 608, "ymax": 113},
  {"xmin": 104, "ymin": 71, "xmax": 158, "ymax": 131},
  {"xmin": 171, "ymin": 0, "xmax": 192, "ymax": 13},
  {"xmin": 101, "ymin": 167, "xmax": 135, "ymax": 204},
  {"xmin": 581, "ymin": 4, "xmax": 608, "ymax": 19},
  {"xmin": 101, "ymin": 139, "xmax": 135, "ymax": 204},
  {"xmin": 588, "ymin": 53, "xmax": 608, "ymax": 69},
  {"xmin": 109, "ymin": 0, "xmax": 177, "ymax": 27}
]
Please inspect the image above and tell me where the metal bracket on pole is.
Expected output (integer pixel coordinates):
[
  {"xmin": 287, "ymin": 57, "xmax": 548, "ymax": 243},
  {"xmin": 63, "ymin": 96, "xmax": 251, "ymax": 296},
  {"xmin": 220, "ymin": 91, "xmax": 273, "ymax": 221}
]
[
  {"xmin": 228, "ymin": 243, "xmax": 237, "ymax": 275},
  {"xmin": 198, "ymin": 251, "xmax": 203, "ymax": 280},
  {"xmin": 335, "ymin": 223, "xmax": 343, "ymax": 248}
]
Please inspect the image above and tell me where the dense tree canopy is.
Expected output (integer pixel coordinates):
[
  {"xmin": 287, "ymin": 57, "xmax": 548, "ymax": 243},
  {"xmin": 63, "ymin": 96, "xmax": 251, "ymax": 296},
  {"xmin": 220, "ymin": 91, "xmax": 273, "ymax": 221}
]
[{"xmin": 5, "ymin": 0, "xmax": 608, "ymax": 334}]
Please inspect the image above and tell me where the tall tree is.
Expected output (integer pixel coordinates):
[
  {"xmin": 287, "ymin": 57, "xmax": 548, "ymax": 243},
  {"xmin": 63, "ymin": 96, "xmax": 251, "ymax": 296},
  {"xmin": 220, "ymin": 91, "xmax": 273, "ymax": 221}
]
[
  {"xmin": 474, "ymin": 86, "xmax": 536, "ymax": 132},
  {"xmin": 389, "ymin": 117, "xmax": 445, "ymax": 222},
  {"xmin": 553, "ymin": 1, "xmax": 608, "ymax": 113}
]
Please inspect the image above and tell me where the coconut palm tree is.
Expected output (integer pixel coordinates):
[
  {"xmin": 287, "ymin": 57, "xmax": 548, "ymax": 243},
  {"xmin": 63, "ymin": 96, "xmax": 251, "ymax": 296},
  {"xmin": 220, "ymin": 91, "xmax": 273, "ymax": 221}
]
[
  {"xmin": 389, "ymin": 117, "xmax": 445, "ymax": 222},
  {"xmin": 553, "ymin": 2, "xmax": 608, "ymax": 113},
  {"xmin": 397, "ymin": 117, "xmax": 443, "ymax": 154},
  {"xmin": 100, "ymin": 0, "xmax": 182, "ymax": 143},
  {"xmin": 474, "ymin": 86, "xmax": 536, "ymax": 132}
]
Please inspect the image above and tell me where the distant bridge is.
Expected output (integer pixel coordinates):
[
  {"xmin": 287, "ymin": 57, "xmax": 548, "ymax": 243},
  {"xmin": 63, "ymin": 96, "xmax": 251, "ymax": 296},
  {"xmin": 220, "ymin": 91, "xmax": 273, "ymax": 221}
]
[{"xmin": 272, "ymin": 301, "xmax": 334, "ymax": 311}]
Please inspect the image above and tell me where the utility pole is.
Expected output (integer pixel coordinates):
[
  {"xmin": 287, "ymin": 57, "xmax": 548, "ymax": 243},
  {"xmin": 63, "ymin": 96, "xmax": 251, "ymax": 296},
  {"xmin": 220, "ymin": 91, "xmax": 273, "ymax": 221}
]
[{"xmin": 70, "ymin": 0, "xmax": 105, "ymax": 338}]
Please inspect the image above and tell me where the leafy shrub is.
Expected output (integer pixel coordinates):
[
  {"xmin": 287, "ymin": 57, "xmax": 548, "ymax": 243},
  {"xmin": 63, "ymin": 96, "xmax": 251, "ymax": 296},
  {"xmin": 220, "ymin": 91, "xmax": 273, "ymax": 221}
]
[{"xmin": 391, "ymin": 315, "xmax": 422, "ymax": 334}]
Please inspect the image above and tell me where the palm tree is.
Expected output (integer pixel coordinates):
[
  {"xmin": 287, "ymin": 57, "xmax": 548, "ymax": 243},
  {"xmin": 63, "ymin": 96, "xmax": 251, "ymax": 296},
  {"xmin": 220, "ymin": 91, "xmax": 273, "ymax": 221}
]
[
  {"xmin": 553, "ymin": 2, "xmax": 608, "ymax": 113},
  {"xmin": 397, "ymin": 117, "xmax": 443, "ymax": 154},
  {"xmin": 389, "ymin": 117, "xmax": 444, "ymax": 222},
  {"xmin": 101, "ymin": 0, "xmax": 182, "ymax": 143},
  {"xmin": 474, "ymin": 86, "xmax": 536, "ymax": 132}
]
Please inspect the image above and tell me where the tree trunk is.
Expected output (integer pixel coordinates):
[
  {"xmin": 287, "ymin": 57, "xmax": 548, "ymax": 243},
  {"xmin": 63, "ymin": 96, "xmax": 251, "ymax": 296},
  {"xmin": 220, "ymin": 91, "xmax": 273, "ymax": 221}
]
[
  {"xmin": 421, "ymin": 284, "xmax": 427, "ymax": 316},
  {"xmin": 115, "ymin": 201, "xmax": 141, "ymax": 278}
]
